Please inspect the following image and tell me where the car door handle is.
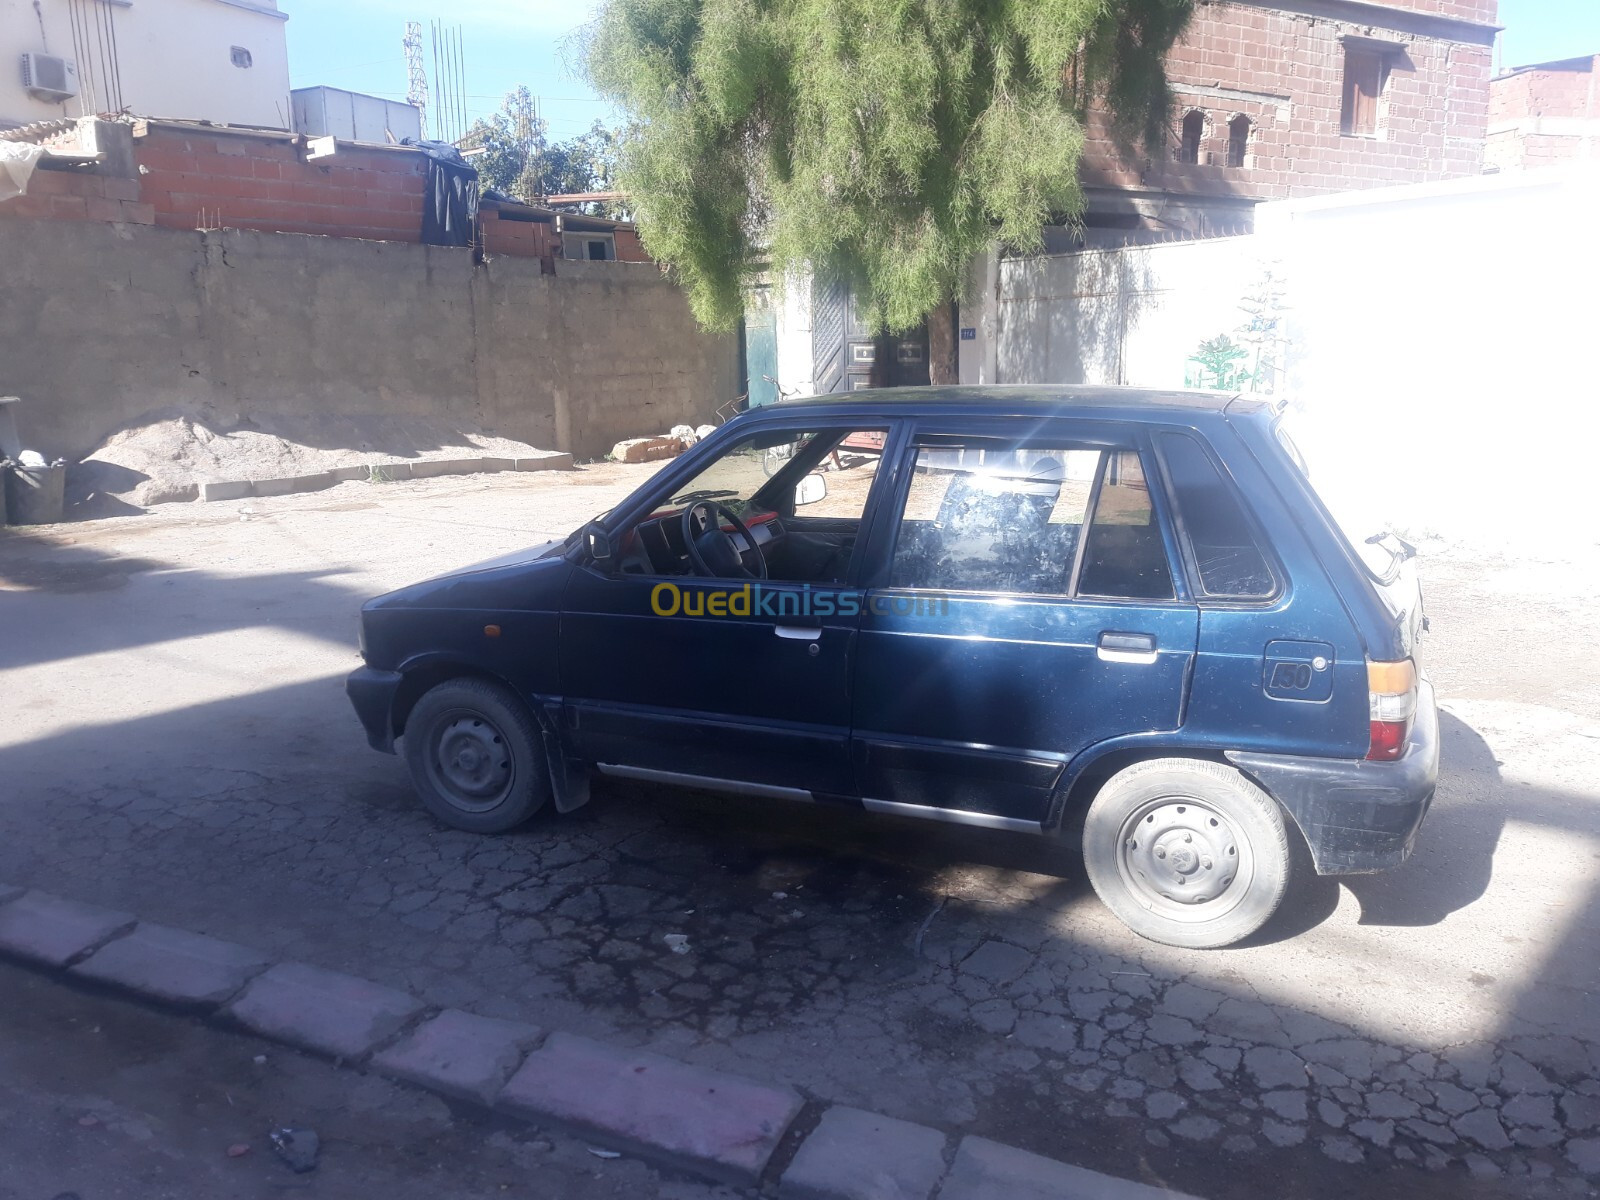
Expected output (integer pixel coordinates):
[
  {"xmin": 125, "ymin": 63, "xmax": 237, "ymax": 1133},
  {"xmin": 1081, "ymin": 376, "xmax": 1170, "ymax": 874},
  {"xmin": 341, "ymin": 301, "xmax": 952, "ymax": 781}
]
[
  {"xmin": 1098, "ymin": 631, "xmax": 1158, "ymax": 664},
  {"xmin": 775, "ymin": 625, "xmax": 823, "ymax": 641}
]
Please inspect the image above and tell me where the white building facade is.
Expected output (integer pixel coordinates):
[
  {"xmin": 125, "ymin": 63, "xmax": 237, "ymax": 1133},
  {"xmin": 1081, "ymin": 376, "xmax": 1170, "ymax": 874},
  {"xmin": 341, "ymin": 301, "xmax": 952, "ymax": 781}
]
[{"xmin": 2, "ymin": 0, "xmax": 291, "ymax": 130}]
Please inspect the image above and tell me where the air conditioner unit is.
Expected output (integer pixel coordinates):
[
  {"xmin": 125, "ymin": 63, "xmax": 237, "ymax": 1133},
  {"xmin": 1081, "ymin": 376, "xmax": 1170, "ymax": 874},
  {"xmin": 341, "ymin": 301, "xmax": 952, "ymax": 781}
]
[{"xmin": 21, "ymin": 53, "xmax": 79, "ymax": 104}]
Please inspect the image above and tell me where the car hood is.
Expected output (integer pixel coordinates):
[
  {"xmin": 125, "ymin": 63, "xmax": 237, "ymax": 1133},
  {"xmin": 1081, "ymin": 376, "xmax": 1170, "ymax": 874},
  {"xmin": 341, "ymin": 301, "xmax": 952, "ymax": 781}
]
[
  {"xmin": 441, "ymin": 538, "xmax": 568, "ymax": 577},
  {"xmin": 363, "ymin": 538, "xmax": 568, "ymax": 611}
]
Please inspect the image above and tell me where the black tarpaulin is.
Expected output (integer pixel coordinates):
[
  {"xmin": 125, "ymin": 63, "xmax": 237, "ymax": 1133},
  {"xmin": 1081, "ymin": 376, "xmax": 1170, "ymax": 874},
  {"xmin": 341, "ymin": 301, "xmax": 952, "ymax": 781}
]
[{"xmin": 405, "ymin": 139, "xmax": 481, "ymax": 248}]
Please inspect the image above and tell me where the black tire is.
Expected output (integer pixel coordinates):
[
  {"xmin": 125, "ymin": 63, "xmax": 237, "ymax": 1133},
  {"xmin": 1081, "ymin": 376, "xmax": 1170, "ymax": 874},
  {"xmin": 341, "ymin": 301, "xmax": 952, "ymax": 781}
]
[
  {"xmin": 401, "ymin": 678, "xmax": 550, "ymax": 834},
  {"xmin": 1082, "ymin": 758, "xmax": 1292, "ymax": 949}
]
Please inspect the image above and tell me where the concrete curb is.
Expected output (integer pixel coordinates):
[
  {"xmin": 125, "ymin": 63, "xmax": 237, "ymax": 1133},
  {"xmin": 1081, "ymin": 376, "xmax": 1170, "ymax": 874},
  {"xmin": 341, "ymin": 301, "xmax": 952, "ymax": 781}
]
[
  {"xmin": 197, "ymin": 452, "xmax": 574, "ymax": 502},
  {"xmin": 0, "ymin": 885, "xmax": 1201, "ymax": 1199}
]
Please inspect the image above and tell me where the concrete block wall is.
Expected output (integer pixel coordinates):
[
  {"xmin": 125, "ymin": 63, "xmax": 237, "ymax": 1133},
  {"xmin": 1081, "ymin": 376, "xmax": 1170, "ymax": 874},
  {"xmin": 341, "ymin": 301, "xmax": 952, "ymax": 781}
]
[
  {"xmin": 0, "ymin": 163, "xmax": 157, "ymax": 225},
  {"xmin": 0, "ymin": 219, "xmax": 737, "ymax": 464}
]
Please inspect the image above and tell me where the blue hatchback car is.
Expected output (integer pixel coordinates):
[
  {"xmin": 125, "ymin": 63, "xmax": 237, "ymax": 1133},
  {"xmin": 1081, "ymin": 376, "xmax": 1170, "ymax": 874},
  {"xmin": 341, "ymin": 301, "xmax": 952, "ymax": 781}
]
[{"xmin": 348, "ymin": 387, "xmax": 1437, "ymax": 948}]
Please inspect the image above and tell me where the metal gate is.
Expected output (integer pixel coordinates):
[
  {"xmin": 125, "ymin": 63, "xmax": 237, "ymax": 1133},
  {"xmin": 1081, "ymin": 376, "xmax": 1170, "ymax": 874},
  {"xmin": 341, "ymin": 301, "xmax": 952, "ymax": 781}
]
[
  {"xmin": 744, "ymin": 288, "xmax": 780, "ymax": 406},
  {"xmin": 811, "ymin": 278, "xmax": 929, "ymax": 393}
]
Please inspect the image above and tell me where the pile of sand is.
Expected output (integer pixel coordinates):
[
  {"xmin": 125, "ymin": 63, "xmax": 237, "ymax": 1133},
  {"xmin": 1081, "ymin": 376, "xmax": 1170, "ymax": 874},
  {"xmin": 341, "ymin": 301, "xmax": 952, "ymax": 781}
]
[{"xmin": 71, "ymin": 409, "xmax": 554, "ymax": 509}]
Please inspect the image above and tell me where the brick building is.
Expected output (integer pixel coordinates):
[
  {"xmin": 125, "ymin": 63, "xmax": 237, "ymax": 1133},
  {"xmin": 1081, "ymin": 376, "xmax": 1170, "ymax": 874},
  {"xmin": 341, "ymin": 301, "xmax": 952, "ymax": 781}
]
[
  {"xmin": 1071, "ymin": 0, "xmax": 1499, "ymax": 245},
  {"xmin": 1485, "ymin": 54, "xmax": 1600, "ymax": 173},
  {"xmin": 0, "ymin": 117, "xmax": 646, "ymax": 266}
]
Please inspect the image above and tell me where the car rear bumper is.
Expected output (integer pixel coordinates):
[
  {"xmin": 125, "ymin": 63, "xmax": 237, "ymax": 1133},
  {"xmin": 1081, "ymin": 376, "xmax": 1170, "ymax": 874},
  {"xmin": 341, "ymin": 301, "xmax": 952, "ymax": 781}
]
[
  {"xmin": 1226, "ymin": 679, "xmax": 1439, "ymax": 875},
  {"xmin": 347, "ymin": 666, "xmax": 404, "ymax": 754}
]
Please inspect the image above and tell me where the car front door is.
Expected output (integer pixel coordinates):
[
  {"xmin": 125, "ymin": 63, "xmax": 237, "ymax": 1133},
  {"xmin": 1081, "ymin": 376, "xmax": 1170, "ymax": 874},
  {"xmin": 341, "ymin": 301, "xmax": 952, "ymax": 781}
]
[
  {"xmin": 560, "ymin": 421, "xmax": 896, "ymax": 798},
  {"xmin": 850, "ymin": 422, "xmax": 1200, "ymax": 828}
]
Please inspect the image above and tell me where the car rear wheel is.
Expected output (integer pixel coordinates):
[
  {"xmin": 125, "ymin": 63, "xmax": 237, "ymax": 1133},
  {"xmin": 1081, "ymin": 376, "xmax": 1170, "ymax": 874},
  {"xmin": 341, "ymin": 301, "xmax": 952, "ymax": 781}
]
[
  {"xmin": 402, "ymin": 678, "xmax": 550, "ymax": 833},
  {"xmin": 1082, "ymin": 758, "xmax": 1292, "ymax": 949}
]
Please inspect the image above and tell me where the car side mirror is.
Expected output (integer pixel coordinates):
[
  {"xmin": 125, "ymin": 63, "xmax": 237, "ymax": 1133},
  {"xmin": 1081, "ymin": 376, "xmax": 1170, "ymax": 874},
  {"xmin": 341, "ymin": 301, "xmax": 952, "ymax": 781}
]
[
  {"xmin": 582, "ymin": 522, "xmax": 614, "ymax": 564},
  {"xmin": 795, "ymin": 473, "xmax": 827, "ymax": 507}
]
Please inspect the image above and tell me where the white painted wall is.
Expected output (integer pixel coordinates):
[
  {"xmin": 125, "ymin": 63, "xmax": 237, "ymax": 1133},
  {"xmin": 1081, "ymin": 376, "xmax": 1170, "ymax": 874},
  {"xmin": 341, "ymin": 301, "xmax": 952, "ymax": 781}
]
[
  {"xmin": 1259, "ymin": 167, "xmax": 1600, "ymax": 547},
  {"xmin": 957, "ymin": 247, "xmax": 1000, "ymax": 385},
  {"xmin": 2, "ymin": 0, "xmax": 291, "ymax": 130},
  {"xmin": 964, "ymin": 166, "xmax": 1600, "ymax": 545},
  {"xmin": 977, "ymin": 236, "xmax": 1266, "ymax": 391},
  {"xmin": 772, "ymin": 271, "xmax": 815, "ymax": 399}
]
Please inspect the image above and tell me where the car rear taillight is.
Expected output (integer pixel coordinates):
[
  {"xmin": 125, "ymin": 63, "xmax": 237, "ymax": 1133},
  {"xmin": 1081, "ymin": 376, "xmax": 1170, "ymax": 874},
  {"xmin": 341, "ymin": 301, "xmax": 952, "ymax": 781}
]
[{"xmin": 1366, "ymin": 659, "xmax": 1417, "ymax": 762}]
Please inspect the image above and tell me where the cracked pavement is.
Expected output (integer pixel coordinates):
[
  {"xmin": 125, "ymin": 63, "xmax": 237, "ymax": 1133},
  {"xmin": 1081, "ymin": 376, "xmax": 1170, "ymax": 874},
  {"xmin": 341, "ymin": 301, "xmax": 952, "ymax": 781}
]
[
  {"xmin": 2, "ymin": 466, "xmax": 1599, "ymax": 1199},
  {"xmin": 0, "ymin": 959, "xmax": 736, "ymax": 1200}
]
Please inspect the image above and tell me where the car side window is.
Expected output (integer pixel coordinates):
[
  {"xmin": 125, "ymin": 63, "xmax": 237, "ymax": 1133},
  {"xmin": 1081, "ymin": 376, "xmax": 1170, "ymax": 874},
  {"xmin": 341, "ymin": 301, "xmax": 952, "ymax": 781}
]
[
  {"xmin": 1157, "ymin": 432, "xmax": 1276, "ymax": 598},
  {"xmin": 890, "ymin": 443, "xmax": 1100, "ymax": 595},
  {"xmin": 1077, "ymin": 451, "xmax": 1176, "ymax": 600}
]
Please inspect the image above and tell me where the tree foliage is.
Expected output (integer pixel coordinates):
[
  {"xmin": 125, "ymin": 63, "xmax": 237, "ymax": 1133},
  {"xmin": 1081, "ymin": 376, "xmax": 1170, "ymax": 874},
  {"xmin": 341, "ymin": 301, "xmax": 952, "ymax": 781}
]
[
  {"xmin": 1189, "ymin": 333, "xmax": 1251, "ymax": 391},
  {"xmin": 463, "ymin": 87, "xmax": 625, "ymax": 216},
  {"xmin": 585, "ymin": 0, "xmax": 1194, "ymax": 332}
]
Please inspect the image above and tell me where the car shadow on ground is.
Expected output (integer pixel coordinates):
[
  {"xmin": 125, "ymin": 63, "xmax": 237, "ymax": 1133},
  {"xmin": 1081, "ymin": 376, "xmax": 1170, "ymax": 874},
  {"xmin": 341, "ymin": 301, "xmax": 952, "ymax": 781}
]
[
  {"xmin": 1340, "ymin": 710, "xmax": 1504, "ymax": 927},
  {"xmin": 1246, "ymin": 709, "xmax": 1506, "ymax": 943},
  {"xmin": 585, "ymin": 705, "xmax": 1509, "ymax": 951}
]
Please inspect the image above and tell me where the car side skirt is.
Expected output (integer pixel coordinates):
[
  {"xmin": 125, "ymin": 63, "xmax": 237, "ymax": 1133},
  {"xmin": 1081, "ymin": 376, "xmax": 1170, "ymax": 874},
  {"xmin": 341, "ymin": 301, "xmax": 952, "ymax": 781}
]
[{"xmin": 594, "ymin": 764, "xmax": 1043, "ymax": 834}]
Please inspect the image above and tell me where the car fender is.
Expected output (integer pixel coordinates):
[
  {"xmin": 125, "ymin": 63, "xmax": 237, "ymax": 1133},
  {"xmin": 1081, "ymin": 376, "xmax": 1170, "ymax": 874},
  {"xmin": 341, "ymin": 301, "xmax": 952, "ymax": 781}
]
[
  {"xmin": 1047, "ymin": 730, "xmax": 1230, "ymax": 830},
  {"xmin": 389, "ymin": 652, "xmax": 590, "ymax": 814}
]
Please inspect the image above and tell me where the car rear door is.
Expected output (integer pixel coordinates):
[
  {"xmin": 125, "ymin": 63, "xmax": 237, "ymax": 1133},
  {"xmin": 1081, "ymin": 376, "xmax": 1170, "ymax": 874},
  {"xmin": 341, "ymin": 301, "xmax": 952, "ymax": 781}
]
[{"xmin": 848, "ymin": 419, "xmax": 1200, "ymax": 828}]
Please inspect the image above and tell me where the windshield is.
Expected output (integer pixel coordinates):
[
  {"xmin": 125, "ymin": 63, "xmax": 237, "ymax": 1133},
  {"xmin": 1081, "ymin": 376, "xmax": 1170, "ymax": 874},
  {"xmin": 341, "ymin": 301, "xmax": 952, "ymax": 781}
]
[
  {"xmin": 1275, "ymin": 418, "xmax": 1404, "ymax": 580},
  {"xmin": 664, "ymin": 429, "xmax": 836, "ymax": 514}
]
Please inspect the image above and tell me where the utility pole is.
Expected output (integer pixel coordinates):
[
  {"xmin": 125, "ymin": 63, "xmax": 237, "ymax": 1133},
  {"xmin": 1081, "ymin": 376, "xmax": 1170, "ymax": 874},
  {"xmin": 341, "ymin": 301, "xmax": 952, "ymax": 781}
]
[{"xmin": 403, "ymin": 20, "xmax": 428, "ymax": 139}]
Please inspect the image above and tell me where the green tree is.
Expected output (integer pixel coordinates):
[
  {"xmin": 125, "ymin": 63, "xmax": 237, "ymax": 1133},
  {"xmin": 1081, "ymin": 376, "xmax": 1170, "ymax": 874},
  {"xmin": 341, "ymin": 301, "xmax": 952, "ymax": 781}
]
[
  {"xmin": 538, "ymin": 121, "xmax": 627, "ymax": 217},
  {"xmin": 464, "ymin": 90, "xmax": 625, "ymax": 215},
  {"xmin": 1188, "ymin": 334, "xmax": 1251, "ymax": 391},
  {"xmin": 584, "ymin": 0, "xmax": 1195, "ymax": 369},
  {"xmin": 462, "ymin": 85, "xmax": 547, "ymax": 199}
]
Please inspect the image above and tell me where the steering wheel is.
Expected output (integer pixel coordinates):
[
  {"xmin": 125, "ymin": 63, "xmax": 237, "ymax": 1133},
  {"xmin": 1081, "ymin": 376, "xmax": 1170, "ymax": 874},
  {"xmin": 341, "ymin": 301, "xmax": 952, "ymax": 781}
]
[{"xmin": 681, "ymin": 500, "xmax": 769, "ymax": 580}]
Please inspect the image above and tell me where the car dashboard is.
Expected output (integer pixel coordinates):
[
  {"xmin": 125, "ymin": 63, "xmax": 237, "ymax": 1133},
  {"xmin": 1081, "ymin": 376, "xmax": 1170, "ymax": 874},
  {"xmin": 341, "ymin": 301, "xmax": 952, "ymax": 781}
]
[{"xmin": 621, "ymin": 507, "xmax": 783, "ymax": 576}]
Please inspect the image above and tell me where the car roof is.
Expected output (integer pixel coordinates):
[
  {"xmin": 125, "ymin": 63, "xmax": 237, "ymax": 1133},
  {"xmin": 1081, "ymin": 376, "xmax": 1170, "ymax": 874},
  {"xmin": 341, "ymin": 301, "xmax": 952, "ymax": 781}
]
[{"xmin": 758, "ymin": 384, "xmax": 1268, "ymax": 421}]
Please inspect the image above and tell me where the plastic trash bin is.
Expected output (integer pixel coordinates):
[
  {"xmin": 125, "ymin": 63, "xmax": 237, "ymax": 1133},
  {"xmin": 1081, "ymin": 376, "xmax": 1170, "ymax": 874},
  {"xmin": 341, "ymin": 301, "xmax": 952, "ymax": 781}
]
[{"xmin": 3, "ymin": 461, "xmax": 66, "ymax": 524}]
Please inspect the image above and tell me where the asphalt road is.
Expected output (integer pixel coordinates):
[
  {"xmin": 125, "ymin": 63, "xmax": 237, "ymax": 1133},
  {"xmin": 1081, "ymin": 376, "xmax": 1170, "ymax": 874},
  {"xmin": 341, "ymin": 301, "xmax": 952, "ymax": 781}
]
[{"xmin": 2, "ymin": 465, "xmax": 1598, "ymax": 1199}]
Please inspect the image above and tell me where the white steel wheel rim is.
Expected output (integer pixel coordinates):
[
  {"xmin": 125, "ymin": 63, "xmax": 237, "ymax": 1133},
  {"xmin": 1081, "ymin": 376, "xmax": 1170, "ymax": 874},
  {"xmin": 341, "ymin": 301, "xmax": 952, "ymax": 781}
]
[{"xmin": 1114, "ymin": 794, "xmax": 1256, "ymax": 924}]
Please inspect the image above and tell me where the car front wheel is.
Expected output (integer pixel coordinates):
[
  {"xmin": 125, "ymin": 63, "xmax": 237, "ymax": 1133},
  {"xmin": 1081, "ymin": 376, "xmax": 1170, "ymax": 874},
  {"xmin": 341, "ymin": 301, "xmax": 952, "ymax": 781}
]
[
  {"xmin": 402, "ymin": 678, "xmax": 550, "ymax": 834},
  {"xmin": 1082, "ymin": 758, "xmax": 1292, "ymax": 949}
]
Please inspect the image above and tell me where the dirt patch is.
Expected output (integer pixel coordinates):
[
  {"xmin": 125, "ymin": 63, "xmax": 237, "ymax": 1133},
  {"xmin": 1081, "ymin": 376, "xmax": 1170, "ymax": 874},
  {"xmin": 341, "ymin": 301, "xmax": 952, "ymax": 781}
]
[{"xmin": 69, "ymin": 409, "xmax": 560, "ymax": 510}]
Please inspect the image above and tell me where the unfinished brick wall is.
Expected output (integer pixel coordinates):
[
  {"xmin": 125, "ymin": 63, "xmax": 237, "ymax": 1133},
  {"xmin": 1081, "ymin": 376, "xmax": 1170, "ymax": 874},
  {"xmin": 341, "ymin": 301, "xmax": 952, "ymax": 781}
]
[
  {"xmin": 1400, "ymin": 0, "xmax": 1496, "ymax": 20},
  {"xmin": 1485, "ymin": 57, "xmax": 1599, "ymax": 172},
  {"xmin": 1081, "ymin": 0, "xmax": 1496, "ymax": 207},
  {"xmin": 614, "ymin": 230, "xmax": 646, "ymax": 261},
  {"xmin": 0, "ymin": 121, "xmax": 647, "ymax": 262},
  {"xmin": 1490, "ymin": 58, "xmax": 1598, "ymax": 122},
  {"xmin": 135, "ymin": 126, "xmax": 428, "ymax": 241},
  {"xmin": 480, "ymin": 207, "xmax": 556, "ymax": 264}
]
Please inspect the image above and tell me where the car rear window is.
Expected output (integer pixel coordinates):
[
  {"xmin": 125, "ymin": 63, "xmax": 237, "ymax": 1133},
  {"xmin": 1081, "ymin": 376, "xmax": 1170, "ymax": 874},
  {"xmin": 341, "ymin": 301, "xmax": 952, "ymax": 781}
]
[
  {"xmin": 1077, "ymin": 451, "xmax": 1175, "ymax": 600},
  {"xmin": 1157, "ymin": 432, "xmax": 1276, "ymax": 599}
]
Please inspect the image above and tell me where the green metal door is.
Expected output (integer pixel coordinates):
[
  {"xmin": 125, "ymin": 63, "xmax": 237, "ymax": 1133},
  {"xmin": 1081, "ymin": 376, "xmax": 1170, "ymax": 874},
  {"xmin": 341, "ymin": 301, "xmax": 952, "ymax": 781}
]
[{"xmin": 745, "ymin": 296, "xmax": 780, "ymax": 406}]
